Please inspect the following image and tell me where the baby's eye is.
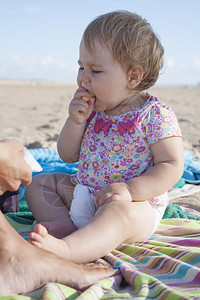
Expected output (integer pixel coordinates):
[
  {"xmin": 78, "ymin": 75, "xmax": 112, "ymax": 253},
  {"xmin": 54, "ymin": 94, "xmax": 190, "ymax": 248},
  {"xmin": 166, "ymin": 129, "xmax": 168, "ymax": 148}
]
[
  {"xmin": 92, "ymin": 69, "xmax": 101, "ymax": 74},
  {"xmin": 79, "ymin": 66, "xmax": 84, "ymax": 71}
]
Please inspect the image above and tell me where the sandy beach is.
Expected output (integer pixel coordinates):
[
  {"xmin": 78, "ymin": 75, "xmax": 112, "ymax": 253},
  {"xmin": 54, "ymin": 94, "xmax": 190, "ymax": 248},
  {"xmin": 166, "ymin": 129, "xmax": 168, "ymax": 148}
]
[{"xmin": 0, "ymin": 80, "xmax": 199, "ymax": 158}]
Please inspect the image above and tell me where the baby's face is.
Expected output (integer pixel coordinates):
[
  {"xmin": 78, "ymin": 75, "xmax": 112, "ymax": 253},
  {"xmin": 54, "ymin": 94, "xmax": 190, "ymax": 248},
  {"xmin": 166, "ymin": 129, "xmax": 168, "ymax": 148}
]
[{"xmin": 77, "ymin": 39, "xmax": 130, "ymax": 113}]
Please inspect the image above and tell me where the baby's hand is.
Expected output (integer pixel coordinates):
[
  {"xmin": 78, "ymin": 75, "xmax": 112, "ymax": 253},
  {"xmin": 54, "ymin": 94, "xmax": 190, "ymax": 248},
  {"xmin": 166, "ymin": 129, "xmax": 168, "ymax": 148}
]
[
  {"xmin": 96, "ymin": 182, "xmax": 132, "ymax": 207},
  {"xmin": 69, "ymin": 87, "xmax": 95, "ymax": 125}
]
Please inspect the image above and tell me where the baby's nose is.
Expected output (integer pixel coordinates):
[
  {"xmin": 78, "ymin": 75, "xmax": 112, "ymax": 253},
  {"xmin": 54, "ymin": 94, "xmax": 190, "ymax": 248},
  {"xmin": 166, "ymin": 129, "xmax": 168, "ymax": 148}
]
[{"xmin": 79, "ymin": 69, "xmax": 90, "ymax": 84}]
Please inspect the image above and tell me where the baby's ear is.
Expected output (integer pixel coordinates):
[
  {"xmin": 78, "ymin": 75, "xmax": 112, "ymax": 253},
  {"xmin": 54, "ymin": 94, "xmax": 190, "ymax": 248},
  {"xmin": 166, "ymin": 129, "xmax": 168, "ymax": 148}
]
[{"xmin": 127, "ymin": 66, "xmax": 143, "ymax": 89}]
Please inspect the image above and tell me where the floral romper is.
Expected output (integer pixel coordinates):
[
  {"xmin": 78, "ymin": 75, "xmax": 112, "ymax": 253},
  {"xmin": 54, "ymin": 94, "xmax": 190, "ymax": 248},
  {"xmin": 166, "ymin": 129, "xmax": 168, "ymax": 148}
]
[{"xmin": 71, "ymin": 94, "xmax": 182, "ymax": 207}]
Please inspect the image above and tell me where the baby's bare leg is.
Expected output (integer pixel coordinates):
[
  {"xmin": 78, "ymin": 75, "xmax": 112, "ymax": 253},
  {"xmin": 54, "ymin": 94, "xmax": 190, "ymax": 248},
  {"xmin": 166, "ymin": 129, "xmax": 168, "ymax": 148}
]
[
  {"xmin": 29, "ymin": 200, "xmax": 155, "ymax": 263},
  {"xmin": 0, "ymin": 211, "xmax": 116, "ymax": 296},
  {"xmin": 26, "ymin": 173, "xmax": 76, "ymax": 238}
]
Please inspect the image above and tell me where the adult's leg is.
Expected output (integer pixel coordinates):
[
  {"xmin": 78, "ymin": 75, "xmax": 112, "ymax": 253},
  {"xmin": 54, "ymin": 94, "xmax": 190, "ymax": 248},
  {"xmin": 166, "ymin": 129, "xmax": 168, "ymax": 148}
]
[
  {"xmin": 26, "ymin": 173, "xmax": 76, "ymax": 237},
  {"xmin": 0, "ymin": 211, "xmax": 116, "ymax": 296},
  {"xmin": 29, "ymin": 200, "xmax": 156, "ymax": 263}
]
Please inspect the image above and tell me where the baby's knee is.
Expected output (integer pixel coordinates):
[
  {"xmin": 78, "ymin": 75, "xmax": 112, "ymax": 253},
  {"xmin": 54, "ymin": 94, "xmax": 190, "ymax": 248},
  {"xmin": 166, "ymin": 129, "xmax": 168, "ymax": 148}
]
[
  {"xmin": 105, "ymin": 200, "xmax": 134, "ymax": 225},
  {"xmin": 108, "ymin": 200, "xmax": 154, "ymax": 237}
]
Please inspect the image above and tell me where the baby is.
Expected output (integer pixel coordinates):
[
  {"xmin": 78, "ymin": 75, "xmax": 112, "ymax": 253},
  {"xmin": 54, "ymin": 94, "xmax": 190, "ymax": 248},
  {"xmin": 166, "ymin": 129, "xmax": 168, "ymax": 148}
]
[{"xmin": 26, "ymin": 10, "xmax": 184, "ymax": 263}]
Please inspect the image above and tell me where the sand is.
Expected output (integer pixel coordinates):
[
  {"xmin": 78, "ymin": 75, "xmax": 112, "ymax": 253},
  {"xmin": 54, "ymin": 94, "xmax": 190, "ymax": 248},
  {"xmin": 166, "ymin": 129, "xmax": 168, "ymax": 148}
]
[{"xmin": 0, "ymin": 80, "xmax": 76, "ymax": 149}]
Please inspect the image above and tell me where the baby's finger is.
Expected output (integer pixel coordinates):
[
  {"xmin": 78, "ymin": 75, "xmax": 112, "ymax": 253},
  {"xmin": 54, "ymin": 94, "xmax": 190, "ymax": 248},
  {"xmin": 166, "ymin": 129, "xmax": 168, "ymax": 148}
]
[
  {"xmin": 74, "ymin": 87, "xmax": 90, "ymax": 99},
  {"xmin": 70, "ymin": 98, "xmax": 90, "ymax": 113}
]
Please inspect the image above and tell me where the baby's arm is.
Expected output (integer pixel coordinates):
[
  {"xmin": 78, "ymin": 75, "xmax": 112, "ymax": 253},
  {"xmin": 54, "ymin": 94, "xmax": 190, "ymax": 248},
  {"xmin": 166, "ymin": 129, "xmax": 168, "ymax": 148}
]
[
  {"xmin": 96, "ymin": 136, "xmax": 184, "ymax": 206},
  {"xmin": 57, "ymin": 87, "xmax": 95, "ymax": 163},
  {"xmin": 127, "ymin": 136, "xmax": 184, "ymax": 201}
]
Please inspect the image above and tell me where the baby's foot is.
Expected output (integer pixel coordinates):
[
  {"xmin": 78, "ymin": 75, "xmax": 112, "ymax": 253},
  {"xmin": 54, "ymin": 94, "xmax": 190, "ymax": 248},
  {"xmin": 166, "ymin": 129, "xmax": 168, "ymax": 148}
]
[{"xmin": 29, "ymin": 223, "xmax": 70, "ymax": 259}]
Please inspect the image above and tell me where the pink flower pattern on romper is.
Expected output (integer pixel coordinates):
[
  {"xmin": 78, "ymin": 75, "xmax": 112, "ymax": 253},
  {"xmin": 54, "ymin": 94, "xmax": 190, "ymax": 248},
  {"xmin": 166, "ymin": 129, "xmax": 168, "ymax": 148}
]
[{"xmin": 71, "ymin": 95, "xmax": 182, "ymax": 206}]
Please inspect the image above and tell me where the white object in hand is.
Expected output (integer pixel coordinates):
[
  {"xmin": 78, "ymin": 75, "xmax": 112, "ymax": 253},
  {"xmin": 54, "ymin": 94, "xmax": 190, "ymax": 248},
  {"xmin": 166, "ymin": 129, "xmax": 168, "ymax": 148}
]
[{"xmin": 24, "ymin": 147, "xmax": 43, "ymax": 172}]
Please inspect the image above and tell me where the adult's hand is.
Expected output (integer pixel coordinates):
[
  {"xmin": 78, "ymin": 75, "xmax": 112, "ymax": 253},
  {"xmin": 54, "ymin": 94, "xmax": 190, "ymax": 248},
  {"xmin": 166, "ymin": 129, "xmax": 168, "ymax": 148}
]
[{"xmin": 0, "ymin": 140, "xmax": 32, "ymax": 195}]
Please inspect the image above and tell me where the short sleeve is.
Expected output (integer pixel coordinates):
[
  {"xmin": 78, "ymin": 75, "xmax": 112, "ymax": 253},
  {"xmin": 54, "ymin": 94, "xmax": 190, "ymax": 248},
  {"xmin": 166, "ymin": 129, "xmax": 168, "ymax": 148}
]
[{"xmin": 144, "ymin": 102, "xmax": 182, "ymax": 145}]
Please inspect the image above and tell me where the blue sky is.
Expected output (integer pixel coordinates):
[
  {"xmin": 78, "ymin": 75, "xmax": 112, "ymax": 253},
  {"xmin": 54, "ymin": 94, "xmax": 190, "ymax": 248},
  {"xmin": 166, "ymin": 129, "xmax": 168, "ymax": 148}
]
[{"xmin": 1, "ymin": 0, "xmax": 200, "ymax": 85}]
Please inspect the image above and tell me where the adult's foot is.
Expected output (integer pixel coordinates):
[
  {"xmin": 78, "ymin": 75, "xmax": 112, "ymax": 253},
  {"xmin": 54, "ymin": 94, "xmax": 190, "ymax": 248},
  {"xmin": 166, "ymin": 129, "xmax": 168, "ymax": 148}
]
[{"xmin": 0, "ymin": 212, "xmax": 116, "ymax": 296}]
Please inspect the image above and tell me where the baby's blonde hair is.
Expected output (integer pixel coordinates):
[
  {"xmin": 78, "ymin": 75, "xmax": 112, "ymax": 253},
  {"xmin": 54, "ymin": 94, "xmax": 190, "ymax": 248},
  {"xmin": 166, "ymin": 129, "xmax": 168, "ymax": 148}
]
[{"xmin": 82, "ymin": 10, "xmax": 164, "ymax": 90}]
